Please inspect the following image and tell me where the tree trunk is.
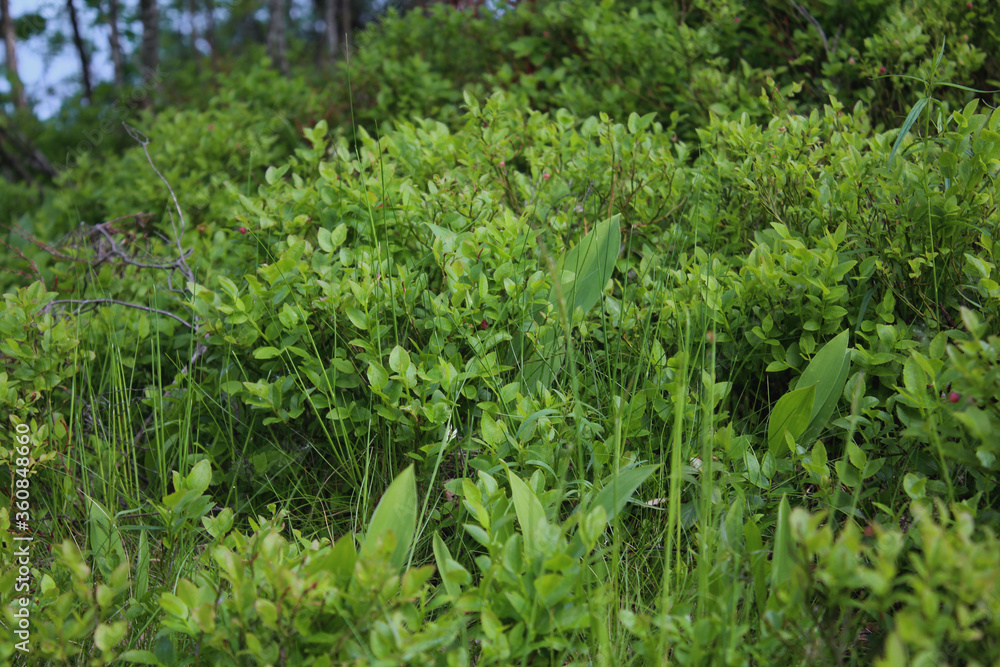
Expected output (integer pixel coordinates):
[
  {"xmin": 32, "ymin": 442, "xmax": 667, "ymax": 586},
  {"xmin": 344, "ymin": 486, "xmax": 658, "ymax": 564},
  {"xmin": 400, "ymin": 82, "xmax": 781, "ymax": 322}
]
[
  {"xmin": 0, "ymin": 0, "xmax": 25, "ymax": 109},
  {"xmin": 267, "ymin": 0, "xmax": 288, "ymax": 75},
  {"xmin": 66, "ymin": 0, "xmax": 93, "ymax": 101},
  {"xmin": 188, "ymin": 0, "xmax": 200, "ymax": 75},
  {"xmin": 107, "ymin": 0, "xmax": 124, "ymax": 86},
  {"xmin": 325, "ymin": 0, "xmax": 338, "ymax": 61},
  {"xmin": 139, "ymin": 0, "xmax": 159, "ymax": 79},
  {"xmin": 340, "ymin": 0, "xmax": 350, "ymax": 48},
  {"xmin": 204, "ymin": 0, "xmax": 217, "ymax": 66}
]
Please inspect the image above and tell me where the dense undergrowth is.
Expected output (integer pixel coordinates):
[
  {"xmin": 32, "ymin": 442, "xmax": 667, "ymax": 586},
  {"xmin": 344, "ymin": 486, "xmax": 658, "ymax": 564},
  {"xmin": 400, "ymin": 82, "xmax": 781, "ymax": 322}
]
[{"xmin": 2, "ymin": 0, "xmax": 1000, "ymax": 665}]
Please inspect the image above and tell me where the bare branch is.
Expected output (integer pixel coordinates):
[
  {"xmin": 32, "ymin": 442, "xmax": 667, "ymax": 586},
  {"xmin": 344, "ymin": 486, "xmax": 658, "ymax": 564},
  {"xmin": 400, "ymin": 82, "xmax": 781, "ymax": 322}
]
[
  {"xmin": 45, "ymin": 298, "xmax": 194, "ymax": 329},
  {"xmin": 788, "ymin": 0, "xmax": 829, "ymax": 54},
  {"xmin": 123, "ymin": 122, "xmax": 194, "ymax": 286}
]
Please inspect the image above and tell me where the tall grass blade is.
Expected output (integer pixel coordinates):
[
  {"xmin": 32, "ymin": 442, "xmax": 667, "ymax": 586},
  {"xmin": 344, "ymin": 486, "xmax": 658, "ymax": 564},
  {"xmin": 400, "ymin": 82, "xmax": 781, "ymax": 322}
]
[{"xmin": 888, "ymin": 97, "xmax": 930, "ymax": 168}]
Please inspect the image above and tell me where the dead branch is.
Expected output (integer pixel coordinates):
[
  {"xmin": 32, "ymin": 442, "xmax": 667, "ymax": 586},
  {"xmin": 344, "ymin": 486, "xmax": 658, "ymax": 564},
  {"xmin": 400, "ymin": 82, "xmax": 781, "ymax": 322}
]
[
  {"xmin": 788, "ymin": 0, "xmax": 831, "ymax": 55},
  {"xmin": 46, "ymin": 298, "xmax": 194, "ymax": 329},
  {"xmin": 123, "ymin": 122, "xmax": 195, "ymax": 288}
]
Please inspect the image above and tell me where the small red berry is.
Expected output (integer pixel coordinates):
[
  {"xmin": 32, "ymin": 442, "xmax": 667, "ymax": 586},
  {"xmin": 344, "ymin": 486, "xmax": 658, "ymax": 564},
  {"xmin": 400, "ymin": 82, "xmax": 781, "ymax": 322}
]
[
  {"xmin": 542, "ymin": 173, "xmax": 551, "ymax": 179},
  {"xmin": 480, "ymin": 319, "xmax": 488, "ymax": 330},
  {"xmin": 208, "ymin": 124, "xmax": 215, "ymax": 131},
  {"xmin": 239, "ymin": 227, "xmax": 247, "ymax": 234},
  {"xmin": 967, "ymin": 2, "xmax": 973, "ymax": 8},
  {"xmin": 542, "ymin": 31, "xmax": 550, "ymax": 37},
  {"xmin": 848, "ymin": 57, "xmax": 856, "ymax": 65},
  {"xmin": 734, "ymin": 16, "xmax": 740, "ymax": 23},
  {"xmin": 948, "ymin": 391, "xmax": 960, "ymax": 403},
  {"xmin": 879, "ymin": 66, "xmax": 886, "ymax": 75}
]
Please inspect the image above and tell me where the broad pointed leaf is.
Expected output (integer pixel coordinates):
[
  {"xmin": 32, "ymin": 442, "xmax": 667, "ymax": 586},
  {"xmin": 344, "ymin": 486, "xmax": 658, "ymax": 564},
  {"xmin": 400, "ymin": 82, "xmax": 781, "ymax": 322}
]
[{"xmin": 361, "ymin": 464, "xmax": 417, "ymax": 571}]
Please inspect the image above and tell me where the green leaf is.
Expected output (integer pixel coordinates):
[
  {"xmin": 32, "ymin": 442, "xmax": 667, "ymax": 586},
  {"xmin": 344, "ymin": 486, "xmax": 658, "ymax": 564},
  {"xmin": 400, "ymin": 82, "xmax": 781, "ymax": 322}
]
[
  {"xmin": 389, "ymin": 345, "xmax": 410, "ymax": 373},
  {"xmin": 85, "ymin": 495, "xmax": 127, "ymax": 574},
  {"xmin": 769, "ymin": 496, "xmax": 793, "ymax": 594},
  {"xmin": 903, "ymin": 473, "xmax": 926, "ymax": 500},
  {"xmin": 323, "ymin": 534, "xmax": 357, "ymax": 586},
  {"xmin": 119, "ymin": 650, "xmax": 162, "ymax": 665},
  {"xmin": 589, "ymin": 464, "xmax": 659, "ymax": 522},
  {"xmin": 744, "ymin": 517, "xmax": 767, "ymax": 618},
  {"xmin": 522, "ymin": 214, "xmax": 621, "ymax": 392},
  {"xmin": 95, "ymin": 621, "xmax": 128, "ymax": 652},
  {"xmin": 481, "ymin": 412, "xmax": 504, "ymax": 447},
  {"xmin": 425, "ymin": 222, "xmax": 459, "ymax": 252},
  {"xmin": 721, "ymin": 498, "xmax": 744, "ymax": 553},
  {"xmin": 811, "ymin": 440, "xmax": 827, "ymax": 471},
  {"xmin": 186, "ymin": 459, "xmax": 212, "ymax": 494},
  {"xmin": 552, "ymin": 213, "xmax": 621, "ymax": 324},
  {"xmin": 798, "ymin": 329, "xmax": 851, "ymax": 445},
  {"xmin": 745, "ymin": 449, "xmax": 769, "ymax": 489},
  {"xmin": 847, "ymin": 441, "xmax": 868, "ymax": 470},
  {"xmin": 767, "ymin": 384, "xmax": 816, "ymax": 457},
  {"xmin": 330, "ymin": 224, "xmax": 347, "ymax": 247},
  {"xmin": 888, "ymin": 97, "xmax": 930, "ymax": 168},
  {"xmin": 361, "ymin": 464, "xmax": 417, "ymax": 572},
  {"xmin": 367, "ymin": 361, "xmax": 389, "ymax": 392},
  {"xmin": 433, "ymin": 532, "xmax": 468, "ymax": 597},
  {"xmin": 253, "ymin": 346, "xmax": 282, "ymax": 360},
  {"xmin": 346, "ymin": 307, "xmax": 368, "ymax": 330},
  {"xmin": 160, "ymin": 592, "xmax": 188, "ymax": 618},
  {"xmin": 507, "ymin": 467, "xmax": 549, "ymax": 562},
  {"xmin": 135, "ymin": 530, "xmax": 149, "ymax": 599},
  {"xmin": 317, "ymin": 227, "xmax": 333, "ymax": 252}
]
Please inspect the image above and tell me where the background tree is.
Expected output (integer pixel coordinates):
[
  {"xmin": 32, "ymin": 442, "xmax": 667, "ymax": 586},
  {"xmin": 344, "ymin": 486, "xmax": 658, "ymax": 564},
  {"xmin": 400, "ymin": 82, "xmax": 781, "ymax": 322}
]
[
  {"xmin": 105, "ymin": 0, "xmax": 124, "ymax": 86},
  {"xmin": 0, "ymin": 0, "xmax": 25, "ymax": 109},
  {"xmin": 65, "ymin": 0, "xmax": 93, "ymax": 101},
  {"xmin": 204, "ymin": 0, "xmax": 217, "ymax": 65},
  {"xmin": 267, "ymin": 0, "xmax": 288, "ymax": 74},
  {"xmin": 139, "ymin": 0, "xmax": 159, "ymax": 77},
  {"xmin": 323, "ymin": 0, "xmax": 338, "ymax": 62}
]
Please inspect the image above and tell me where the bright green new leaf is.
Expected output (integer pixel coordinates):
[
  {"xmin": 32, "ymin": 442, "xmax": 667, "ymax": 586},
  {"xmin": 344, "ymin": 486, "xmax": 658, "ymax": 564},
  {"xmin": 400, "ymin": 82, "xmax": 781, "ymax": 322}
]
[
  {"xmin": 118, "ymin": 650, "xmax": 162, "ymax": 665},
  {"xmin": 85, "ymin": 494, "xmax": 127, "ymax": 575},
  {"xmin": 521, "ymin": 214, "xmax": 621, "ymax": 392},
  {"xmin": 95, "ymin": 622, "xmax": 128, "ymax": 652},
  {"xmin": 797, "ymin": 329, "xmax": 851, "ymax": 446},
  {"xmin": 551, "ymin": 213, "xmax": 621, "ymax": 326},
  {"xmin": 768, "ymin": 384, "xmax": 816, "ymax": 457},
  {"xmin": 389, "ymin": 345, "xmax": 410, "ymax": 373},
  {"xmin": 744, "ymin": 517, "xmax": 768, "ymax": 618},
  {"xmin": 481, "ymin": 412, "xmax": 504, "ymax": 447},
  {"xmin": 186, "ymin": 459, "xmax": 212, "ymax": 494},
  {"xmin": 361, "ymin": 464, "xmax": 417, "ymax": 572},
  {"xmin": 847, "ymin": 441, "xmax": 868, "ymax": 470},
  {"xmin": 888, "ymin": 97, "xmax": 930, "ymax": 169},
  {"xmin": 433, "ymin": 532, "xmax": 465, "ymax": 597},
  {"xmin": 367, "ymin": 361, "xmax": 389, "ymax": 392},
  {"xmin": 589, "ymin": 464, "xmax": 659, "ymax": 521},
  {"xmin": 135, "ymin": 530, "xmax": 149, "ymax": 599},
  {"xmin": 317, "ymin": 227, "xmax": 334, "ymax": 252},
  {"xmin": 769, "ymin": 496, "xmax": 793, "ymax": 596},
  {"xmin": 507, "ymin": 467, "xmax": 549, "ymax": 562}
]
